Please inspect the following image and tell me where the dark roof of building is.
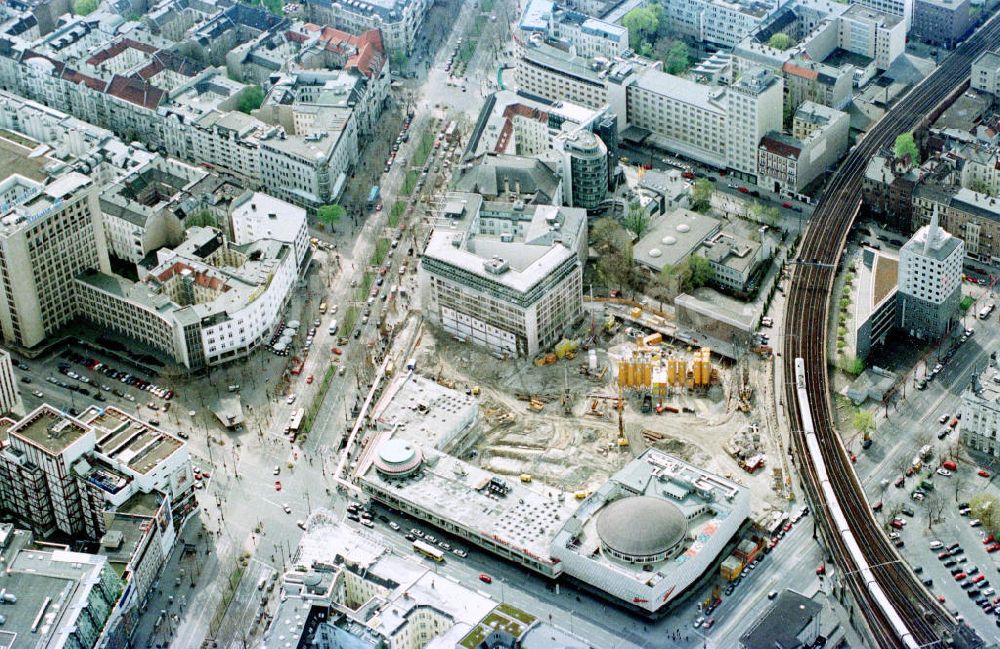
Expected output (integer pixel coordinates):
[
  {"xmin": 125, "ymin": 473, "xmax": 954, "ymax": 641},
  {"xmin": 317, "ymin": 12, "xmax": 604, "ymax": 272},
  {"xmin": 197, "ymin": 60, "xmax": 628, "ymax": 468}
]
[
  {"xmin": 86, "ymin": 38, "xmax": 158, "ymax": 67},
  {"xmin": 106, "ymin": 75, "xmax": 164, "ymax": 109},
  {"xmin": 759, "ymin": 133, "xmax": 802, "ymax": 159},
  {"xmin": 740, "ymin": 590, "xmax": 822, "ymax": 649}
]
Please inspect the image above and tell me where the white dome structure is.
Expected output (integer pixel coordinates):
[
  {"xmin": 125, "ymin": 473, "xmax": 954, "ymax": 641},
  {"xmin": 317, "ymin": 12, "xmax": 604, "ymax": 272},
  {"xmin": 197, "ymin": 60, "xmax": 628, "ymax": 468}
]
[
  {"xmin": 373, "ymin": 439, "xmax": 422, "ymax": 478},
  {"xmin": 649, "ymin": 248, "xmax": 662, "ymax": 258},
  {"xmin": 662, "ymin": 236, "xmax": 677, "ymax": 246},
  {"xmin": 596, "ymin": 496, "xmax": 687, "ymax": 563},
  {"xmin": 676, "ymin": 223, "xmax": 691, "ymax": 233}
]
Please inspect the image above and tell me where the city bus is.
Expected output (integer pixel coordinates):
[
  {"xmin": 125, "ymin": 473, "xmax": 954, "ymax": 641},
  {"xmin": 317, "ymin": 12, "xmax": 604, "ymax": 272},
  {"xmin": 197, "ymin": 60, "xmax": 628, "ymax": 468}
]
[
  {"xmin": 288, "ymin": 408, "xmax": 304, "ymax": 433},
  {"xmin": 413, "ymin": 539, "xmax": 444, "ymax": 562}
]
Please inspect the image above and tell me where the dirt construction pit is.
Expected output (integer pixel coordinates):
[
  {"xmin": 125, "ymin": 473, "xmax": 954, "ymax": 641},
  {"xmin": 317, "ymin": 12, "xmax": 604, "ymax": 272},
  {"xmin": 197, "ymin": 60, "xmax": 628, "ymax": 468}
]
[{"xmin": 413, "ymin": 325, "xmax": 789, "ymax": 511}]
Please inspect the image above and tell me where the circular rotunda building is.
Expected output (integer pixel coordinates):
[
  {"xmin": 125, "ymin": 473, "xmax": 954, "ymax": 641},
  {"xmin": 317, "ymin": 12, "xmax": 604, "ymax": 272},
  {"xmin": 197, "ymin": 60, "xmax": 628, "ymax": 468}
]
[
  {"xmin": 596, "ymin": 496, "xmax": 688, "ymax": 564},
  {"xmin": 373, "ymin": 439, "xmax": 423, "ymax": 478}
]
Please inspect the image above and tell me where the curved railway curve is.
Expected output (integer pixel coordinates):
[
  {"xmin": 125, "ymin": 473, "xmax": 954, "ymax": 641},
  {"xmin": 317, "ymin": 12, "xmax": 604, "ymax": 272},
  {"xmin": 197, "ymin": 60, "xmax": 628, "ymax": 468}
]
[{"xmin": 782, "ymin": 13, "xmax": 1000, "ymax": 649}]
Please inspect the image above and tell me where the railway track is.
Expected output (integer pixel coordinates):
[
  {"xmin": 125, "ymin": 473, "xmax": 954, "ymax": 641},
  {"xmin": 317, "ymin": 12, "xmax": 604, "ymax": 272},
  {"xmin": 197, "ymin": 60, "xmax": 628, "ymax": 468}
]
[{"xmin": 782, "ymin": 13, "xmax": 1000, "ymax": 648}]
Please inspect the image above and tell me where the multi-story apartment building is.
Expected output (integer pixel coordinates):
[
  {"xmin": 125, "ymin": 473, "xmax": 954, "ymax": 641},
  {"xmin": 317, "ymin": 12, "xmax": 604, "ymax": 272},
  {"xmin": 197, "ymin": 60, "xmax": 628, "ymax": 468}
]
[
  {"xmin": 971, "ymin": 50, "xmax": 1000, "ymax": 96},
  {"xmin": 76, "ymin": 227, "xmax": 298, "ymax": 369},
  {"xmin": 962, "ymin": 367, "xmax": 1000, "ymax": 458},
  {"xmin": 0, "ymin": 348, "xmax": 21, "ymax": 417},
  {"xmin": 911, "ymin": 0, "xmax": 972, "ymax": 48},
  {"xmin": 757, "ymin": 101, "xmax": 849, "ymax": 194},
  {"xmin": 305, "ymin": 0, "xmax": 430, "ymax": 55},
  {"xmin": 727, "ymin": 69, "xmax": 783, "ymax": 178},
  {"xmin": 99, "ymin": 156, "xmax": 211, "ymax": 263},
  {"xmin": 0, "ymin": 171, "xmax": 111, "ymax": 349},
  {"xmin": 518, "ymin": 0, "xmax": 629, "ymax": 58},
  {"xmin": 782, "ymin": 58, "xmax": 853, "ymax": 111},
  {"xmin": 912, "ymin": 185, "xmax": 1000, "ymax": 265},
  {"xmin": 854, "ymin": 0, "xmax": 913, "ymax": 28},
  {"xmin": 516, "ymin": 39, "xmax": 613, "ymax": 110},
  {"xmin": 897, "ymin": 209, "xmax": 963, "ymax": 340},
  {"xmin": 661, "ymin": 0, "xmax": 773, "ymax": 47},
  {"xmin": 419, "ymin": 194, "xmax": 587, "ymax": 357}
]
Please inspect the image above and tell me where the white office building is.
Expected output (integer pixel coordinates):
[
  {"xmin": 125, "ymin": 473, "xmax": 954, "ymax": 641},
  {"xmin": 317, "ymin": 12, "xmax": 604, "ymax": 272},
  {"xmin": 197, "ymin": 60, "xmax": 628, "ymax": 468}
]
[
  {"xmin": 972, "ymin": 50, "xmax": 1000, "ymax": 97},
  {"xmin": 229, "ymin": 191, "xmax": 309, "ymax": 267},
  {"xmin": 962, "ymin": 367, "xmax": 1000, "ymax": 457},
  {"xmin": 0, "ymin": 172, "xmax": 111, "ymax": 349},
  {"xmin": 897, "ymin": 208, "xmax": 963, "ymax": 340},
  {"xmin": 419, "ymin": 194, "xmax": 587, "ymax": 357}
]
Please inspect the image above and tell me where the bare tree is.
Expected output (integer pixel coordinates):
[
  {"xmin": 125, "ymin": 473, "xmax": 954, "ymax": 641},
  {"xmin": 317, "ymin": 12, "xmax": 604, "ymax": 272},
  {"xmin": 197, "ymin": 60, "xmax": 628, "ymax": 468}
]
[{"xmin": 926, "ymin": 490, "xmax": 946, "ymax": 530}]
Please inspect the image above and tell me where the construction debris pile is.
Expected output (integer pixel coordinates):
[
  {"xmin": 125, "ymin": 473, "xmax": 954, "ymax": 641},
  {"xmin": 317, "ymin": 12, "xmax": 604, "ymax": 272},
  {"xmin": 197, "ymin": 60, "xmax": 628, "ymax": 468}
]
[{"xmin": 724, "ymin": 424, "xmax": 767, "ymax": 474}]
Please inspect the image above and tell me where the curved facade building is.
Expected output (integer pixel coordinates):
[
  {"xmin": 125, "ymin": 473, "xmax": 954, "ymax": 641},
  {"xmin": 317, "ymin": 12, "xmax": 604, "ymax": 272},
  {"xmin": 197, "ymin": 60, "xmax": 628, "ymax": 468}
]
[
  {"xmin": 597, "ymin": 496, "xmax": 688, "ymax": 564},
  {"xmin": 559, "ymin": 130, "xmax": 608, "ymax": 211},
  {"xmin": 373, "ymin": 439, "xmax": 423, "ymax": 478}
]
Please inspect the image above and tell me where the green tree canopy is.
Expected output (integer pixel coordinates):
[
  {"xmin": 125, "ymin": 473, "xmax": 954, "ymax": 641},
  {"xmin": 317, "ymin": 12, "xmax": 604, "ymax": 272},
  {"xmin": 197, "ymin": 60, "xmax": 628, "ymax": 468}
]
[
  {"xmin": 691, "ymin": 178, "xmax": 714, "ymax": 213},
  {"xmin": 853, "ymin": 409, "xmax": 875, "ymax": 436},
  {"xmin": 238, "ymin": 86, "xmax": 264, "ymax": 114},
  {"xmin": 74, "ymin": 0, "xmax": 99, "ymax": 14},
  {"xmin": 622, "ymin": 7, "xmax": 659, "ymax": 47},
  {"xmin": 970, "ymin": 493, "xmax": 1000, "ymax": 534},
  {"xmin": 894, "ymin": 132, "xmax": 920, "ymax": 166},
  {"xmin": 317, "ymin": 204, "xmax": 345, "ymax": 231},
  {"xmin": 664, "ymin": 41, "xmax": 690, "ymax": 75},
  {"xmin": 689, "ymin": 255, "xmax": 714, "ymax": 288},
  {"xmin": 768, "ymin": 33, "xmax": 793, "ymax": 50},
  {"xmin": 623, "ymin": 201, "xmax": 651, "ymax": 239}
]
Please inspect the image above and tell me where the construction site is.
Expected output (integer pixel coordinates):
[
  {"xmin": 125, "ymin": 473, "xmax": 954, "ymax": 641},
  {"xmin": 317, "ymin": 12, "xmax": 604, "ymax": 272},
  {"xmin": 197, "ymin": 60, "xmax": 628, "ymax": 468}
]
[{"xmin": 410, "ymin": 305, "xmax": 793, "ymax": 514}]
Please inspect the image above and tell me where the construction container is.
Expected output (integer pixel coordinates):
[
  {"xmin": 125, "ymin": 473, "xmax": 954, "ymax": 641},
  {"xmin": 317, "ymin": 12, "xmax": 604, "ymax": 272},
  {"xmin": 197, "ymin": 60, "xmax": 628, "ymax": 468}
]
[
  {"xmin": 643, "ymin": 332, "xmax": 663, "ymax": 347},
  {"xmin": 555, "ymin": 339, "xmax": 578, "ymax": 359},
  {"xmin": 735, "ymin": 538, "xmax": 762, "ymax": 563},
  {"xmin": 721, "ymin": 555, "xmax": 744, "ymax": 581},
  {"xmin": 588, "ymin": 349, "xmax": 598, "ymax": 371},
  {"xmin": 574, "ymin": 491, "xmax": 590, "ymax": 500},
  {"xmin": 520, "ymin": 474, "xmax": 533, "ymax": 483},
  {"xmin": 630, "ymin": 307, "xmax": 642, "ymax": 319}
]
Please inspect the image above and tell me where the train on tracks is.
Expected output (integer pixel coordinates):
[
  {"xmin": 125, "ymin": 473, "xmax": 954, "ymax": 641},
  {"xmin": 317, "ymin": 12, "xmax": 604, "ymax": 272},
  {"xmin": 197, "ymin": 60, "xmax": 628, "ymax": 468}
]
[{"xmin": 794, "ymin": 357, "xmax": 919, "ymax": 649}]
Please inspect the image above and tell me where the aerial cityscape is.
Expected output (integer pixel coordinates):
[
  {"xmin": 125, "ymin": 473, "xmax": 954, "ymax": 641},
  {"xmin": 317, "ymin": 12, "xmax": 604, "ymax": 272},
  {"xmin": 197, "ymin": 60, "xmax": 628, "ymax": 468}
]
[{"xmin": 0, "ymin": 0, "xmax": 997, "ymax": 647}]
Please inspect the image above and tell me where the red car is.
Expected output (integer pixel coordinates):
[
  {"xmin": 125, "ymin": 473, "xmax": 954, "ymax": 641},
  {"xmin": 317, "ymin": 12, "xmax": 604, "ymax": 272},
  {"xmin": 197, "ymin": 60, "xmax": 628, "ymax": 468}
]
[
  {"xmin": 332, "ymin": 347, "xmax": 343, "ymax": 356},
  {"xmin": 891, "ymin": 519, "xmax": 904, "ymax": 529},
  {"xmin": 987, "ymin": 544, "xmax": 1000, "ymax": 553},
  {"xmin": 955, "ymin": 572, "xmax": 967, "ymax": 581},
  {"xmin": 737, "ymin": 186, "xmax": 749, "ymax": 193},
  {"xmin": 306, "ymin": 375, "xmax": 314, "ymax": 384},
  {"xmin": 984, "ymin": 535, "xmax": 995, "ymax": 545},
  {"xmin": 938, "ymin": 595, "xmax": 946, "ymax": 603},
  {"xmin": 816, "ymin": 563, "xmax": 826, "ymax": 575},
  {"xmin": 980, "ymin": 470, "xmax": 991, "ymax": 478},
  {"xmin": 479, "ymin": 573, "xmax": 493, "ymax": 584},
  {"xmin": 938, "ymin": 551, "xmax": 951, "ymax": 560},
  {"xmin": 275, "ymin": 481, "xmax": 282, "ymax": 491},
  {"xmin": 974, "ymin": 574, "xmax": 986, "ymax": 584},
  {"xmin": 782, "ymin": 201, "xmax": 792, "ymax": 208},
  {"xmin": 682, "ymin": 171, "xmax": 695, "ymax": 179}
]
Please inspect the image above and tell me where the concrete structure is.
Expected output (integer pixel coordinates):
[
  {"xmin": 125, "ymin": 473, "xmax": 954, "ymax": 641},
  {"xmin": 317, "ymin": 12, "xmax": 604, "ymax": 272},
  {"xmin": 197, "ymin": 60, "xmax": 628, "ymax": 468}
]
[
  {"xmin": 862, "ymin": 152, "xmax": 921, "ymax": 232},
  {"xmin": 0, "ymin": 525, "xmax": 124, "ymax": 649},
  {"xmin": 419, "ymin": 193, "xmax": 587, "ymax": 357},
  {"xmin": 304, "ymin": 0, "xmax": 430, "ymax": 55},
  {"xmin": 76, "ymin": 227, "xmax": 297, "ymax": 369},
  {"xmin": 0, "ymin": 348, "xmax": 21, "ymax": 417},
  {"xmin": 853, "ymin": 0, "xmax": 914, "ymax": 28},
  {"xmin": 897, "ymin": 209, "xmax": 963, "ymax": 340},
  {"xmin": 0, "ymin": 403, "xmax": 193, "ymax": 541},
  {"xmin": 0, "ymin": 172, "xmax": 111, "ymax": 349},
  {"xmin": 839, "ymin": 5, "xmax": 906, "ymax": 71},
  {"xmin": 971, "ymin": 50, "xmax": 1000, "ymax": 97},
  {"xmin": 740, "ymin": 590, "xmax": 823, "ymax": 649},
  {"xmin": 911, "ymin": 184, "xmax": 1000, "ymax": 265},
  {"xmin": 911, "ymin": 0, "xmax": 972, "ymax": 49},
  {"xmin": 229, "ymin": 190, "xmax": 310, "ymax": 267},
  {"xmin": 356, "ymin": 374, "xmax": 749, "ymax": 615},
  {"xmin": 634, "ymin": 209, "xmax": 773, "ymax": 293}
]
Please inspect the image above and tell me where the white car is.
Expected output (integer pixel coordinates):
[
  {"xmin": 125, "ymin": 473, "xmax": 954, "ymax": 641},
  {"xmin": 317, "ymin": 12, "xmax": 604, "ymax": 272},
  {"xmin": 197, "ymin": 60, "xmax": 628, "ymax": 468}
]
[
  {"xmin": 286, "ymin": 394, "xmax": 296, "ymax": 405},
  {"xmin": 283, "ymin": 504, "xmax": 291, "ymax": 514},
  {"xmin": 937, "ymin": 468, "xmax": 953, "ymax": 477},
  {"xmin": 939, "ymin": 413, "xmax": 950, "ymax": 424},
  {"xmin": 273, "ymin": 466, "xmax": 280, "ymax": 475}
]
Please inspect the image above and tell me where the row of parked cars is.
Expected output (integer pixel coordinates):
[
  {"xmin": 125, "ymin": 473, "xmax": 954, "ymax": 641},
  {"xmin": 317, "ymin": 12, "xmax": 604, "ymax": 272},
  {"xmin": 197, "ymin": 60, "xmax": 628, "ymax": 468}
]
[
  {"xmin": 61, "ymin": 350, "xmax": 174, "ymax": 400},
  {"xmin": 932, "ymin": 539, "xmax": 1000, "ymax": 623}
]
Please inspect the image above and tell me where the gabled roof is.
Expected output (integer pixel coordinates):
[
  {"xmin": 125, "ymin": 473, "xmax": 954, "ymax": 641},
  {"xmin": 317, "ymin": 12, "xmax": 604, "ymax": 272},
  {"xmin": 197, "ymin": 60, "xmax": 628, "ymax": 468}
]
[
  {"xmin": 61, "ymin": 68, "xmax": 107, "ymax": 91},
  {"xmin": 86, "ymin": 38, "xmax": 158, "ymax": 67},
  {"xmin": 298, "ymin": 23, "xmax": 385, "ymax": 78},
  {"xmin": 106, "ymin": 75, "xmax": 164, "ymax": 109}
]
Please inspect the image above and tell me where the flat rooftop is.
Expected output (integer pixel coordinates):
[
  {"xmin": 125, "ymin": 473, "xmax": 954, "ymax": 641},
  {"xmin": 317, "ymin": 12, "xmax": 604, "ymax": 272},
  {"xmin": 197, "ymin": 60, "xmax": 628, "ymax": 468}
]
[
  {"xmin": 370, "ymin": 373, "xmax": 478, "ymax": 451},
  {"xmin": 633, "ymin": 209, "xmax": 722, "ymax": 272},
  {"xmin": 10, "ymin": 405, "xmax": 90, "ymax": 455},
  {"xmin": 82, "ymin": 405, "xmax": 184, "ymax": 475},
  {"xmin": 360, "ymin": 441, "xmax": 578, "ymax": 561},
  {"xmin": 631, "ymin": 70, "xmax": 727, "ymax": 114}
]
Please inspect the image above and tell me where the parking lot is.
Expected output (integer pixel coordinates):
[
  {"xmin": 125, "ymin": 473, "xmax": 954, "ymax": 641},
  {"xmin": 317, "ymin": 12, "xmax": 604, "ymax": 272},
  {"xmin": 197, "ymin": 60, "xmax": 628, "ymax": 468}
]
[{"xmin": 856, "ymin": 277, "xmax": 1000, "ymax": 640}]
